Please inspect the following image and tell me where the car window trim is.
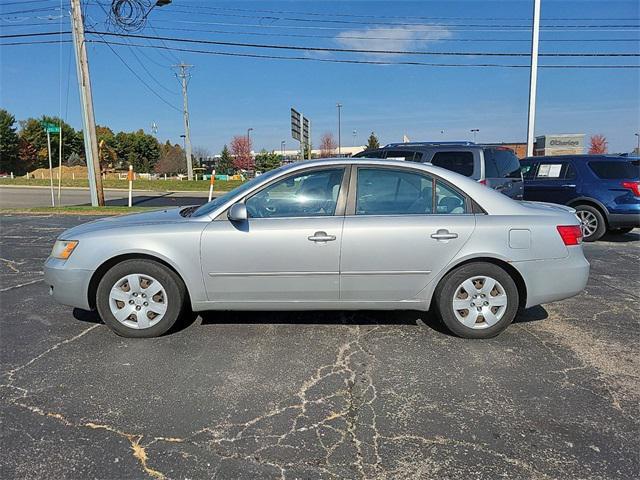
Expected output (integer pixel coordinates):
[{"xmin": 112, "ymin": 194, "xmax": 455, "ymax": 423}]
[{"xmin": 345, "ymin": 164, "xmax": 475, "ymax": 217}]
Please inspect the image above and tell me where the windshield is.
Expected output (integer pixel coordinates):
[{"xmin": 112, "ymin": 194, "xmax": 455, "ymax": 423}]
[{"xmin": 192, "ymin": 166, "xmax": 287, "ymax": 217}]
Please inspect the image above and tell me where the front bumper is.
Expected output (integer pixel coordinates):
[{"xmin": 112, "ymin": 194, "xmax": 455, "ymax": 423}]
[
  {"xmin": 512, "ymin": 247, "xmax": 590, "ymax": 308},
  {"xmin": 43, "ymin": 257, "xmax": 93, "ymax": 310}
]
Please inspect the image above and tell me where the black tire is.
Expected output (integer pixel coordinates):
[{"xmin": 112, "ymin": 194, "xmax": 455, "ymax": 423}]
[
  {"xmin": 608, "ymin": 227, "xmax": 633, "ymax": 235},
  {"xmin": 96, "ymin": 259, "xmax": 186, "ymax": 338},
  {"xmin": 434, "ymin": 262, "xmax": 519, "ymax": 339},
  {"xmin": 575, "ymin": 205, "xmax": 606, "ymax": 242}
]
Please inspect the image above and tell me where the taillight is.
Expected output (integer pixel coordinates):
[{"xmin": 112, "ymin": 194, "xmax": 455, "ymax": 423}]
[
  {"xmin": 621, "ymin": 181, "xmax": 640, "ymax": 196},
  {"xmin": 557, "ymin": 225, "xmax": 583, "ymax": 246}
]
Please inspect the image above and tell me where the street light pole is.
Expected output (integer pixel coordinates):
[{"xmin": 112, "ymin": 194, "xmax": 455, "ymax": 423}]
[
  {"xmin": 336, "ymin": 103, "xmax": 342, "ymax": 156},
  {"xmin": 281, "ymin": 140, "xmax": 285, "ymax": 158},
  {"xmin": 247, "ymin": 127, "xmax": 253, "ymax": 145},
  {"xmin": 526, "ymin": 0, "xmax": 541, "ymax": 158},
  {"xmin": 470, "ymin": 128, "xmax": 480, "ymax": 143},
  {"xmin": 635, "ymin": 133, "xmax": 639, "ymax": 154}
]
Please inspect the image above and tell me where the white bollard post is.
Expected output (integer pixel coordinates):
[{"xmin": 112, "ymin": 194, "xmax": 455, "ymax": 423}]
[
  {"xmin": 10, "ymin": 172, "xmax": 14, "ymax": 179},
  {"xmin": 208, "ymin": 169, "xmax": 216, "ymax": 202},
  {"xmin": 128, "ymin": 165, "xmax": 133, "ymax": 207}
]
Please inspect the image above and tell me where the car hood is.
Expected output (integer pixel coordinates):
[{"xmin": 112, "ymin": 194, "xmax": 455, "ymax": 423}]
[{"xmin": 58, "ymin": 207, "xmax": 191, "ymax": 239}]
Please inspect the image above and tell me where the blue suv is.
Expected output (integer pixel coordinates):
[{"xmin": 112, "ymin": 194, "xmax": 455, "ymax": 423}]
[{"xmin": 520, "ymin": 155, "xmax": 640, "ymax": 241}]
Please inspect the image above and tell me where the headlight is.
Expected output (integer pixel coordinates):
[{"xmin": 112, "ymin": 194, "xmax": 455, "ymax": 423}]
[{"xmin": 51, "ymin": 240, "xmax": 79, "ymax": 260}]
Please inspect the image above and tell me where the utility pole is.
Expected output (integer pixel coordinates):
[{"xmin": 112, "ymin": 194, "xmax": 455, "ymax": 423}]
[
  {"xmin": 526, "ymin": 0, "xmax": 541, "ymax": 158},
  {"xmin": 70, "ymin": 0, "xmax": 104, "ymax": 206},
  {"xmin": 635, "ymin": 133, "xmax": 639, "ymax": 154},
  {"xmin": 336, "ymin": 103, "xmax": 342, "ymax": 156},
  {"xmin": 174, "ymin": 63, "xmax": 194, "ymax": 180}
]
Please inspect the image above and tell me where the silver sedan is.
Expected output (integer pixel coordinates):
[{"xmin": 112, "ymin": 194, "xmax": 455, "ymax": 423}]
[{"xmin": 44, "ymin": 159, "xmax": 589, "ymax": 339}]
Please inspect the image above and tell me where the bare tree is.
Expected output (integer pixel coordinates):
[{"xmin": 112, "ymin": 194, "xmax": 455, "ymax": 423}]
[
  {"xmin": 319, "ymin": 132, "xmax": 337, "ymax": 158},
  {"xmin": 588, "ymin": 134, "xmax": 608, "ymax": 154},
  {"xmin": 192, "ymin": 145, "xmax": 211, "ymax": 166}
]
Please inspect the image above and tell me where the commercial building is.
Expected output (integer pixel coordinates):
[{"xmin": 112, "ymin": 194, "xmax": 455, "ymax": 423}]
[{"xmin": 534, "ymin": 134, "xmax": 585, "ymax": 156}]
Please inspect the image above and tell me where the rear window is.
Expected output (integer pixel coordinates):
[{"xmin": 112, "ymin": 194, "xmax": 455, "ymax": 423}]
[
  {"xmin": 384, "ymin": 150, "xmax": 423, "ymax": 162},
  {"xmin": 483, "ymin": 148, "xmax": 521, "ymax": 179},
  {"xmin": 431, "ymin": 151, "xmax": 474, "ymax": 177},
  {"xmin": 588, "ymin": 160, "xmax": 640, "ymax": 180}
]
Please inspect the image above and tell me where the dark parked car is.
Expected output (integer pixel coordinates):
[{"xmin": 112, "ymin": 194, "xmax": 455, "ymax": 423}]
[
  {"xmin": 354, "ymin": 142, "xmax": 524, "ymax": 200},
  {"xmin": 521, "ymin": 155, "xmax": 640, "ymax": 241}
]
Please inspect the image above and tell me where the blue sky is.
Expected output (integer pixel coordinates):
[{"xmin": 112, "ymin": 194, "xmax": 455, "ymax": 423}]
[{"xmin": 1, "ymin": 0, "xmax": 639, "ymax": 153}]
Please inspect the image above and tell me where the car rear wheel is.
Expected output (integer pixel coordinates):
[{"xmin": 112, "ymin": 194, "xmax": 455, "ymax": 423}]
[
  {"xmin": 96, "ymin": 259, "xmax": 186, "ymax": 338},
  {"xmin": 434, "ymin": 262, "xmax": 519, "ymax": 339},
  {"xmin": 575, "ymin": 205, "xmax": 606, "ymax": 242}
]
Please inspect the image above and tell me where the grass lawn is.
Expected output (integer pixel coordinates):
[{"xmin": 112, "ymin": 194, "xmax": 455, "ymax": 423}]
[
  {"xmin": 0, "ymin": 206, "xmax": 158, "ymax": 216},
  {"xmin": 0, "ymin": 177, "xmax": 245, "ymax": 192}
]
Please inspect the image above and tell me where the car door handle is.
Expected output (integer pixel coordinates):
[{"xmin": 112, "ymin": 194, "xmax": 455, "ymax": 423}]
[
  {"xmin": 430, "ymin": 229, "xmax": 458, "ymax": 240},
  {"xmin": 562, "ymin": 184, "xmax": 576, "ymax": 188},
  {"xmin": 308, "ymin": 231, "xmax": 336, "ymax": 242}
]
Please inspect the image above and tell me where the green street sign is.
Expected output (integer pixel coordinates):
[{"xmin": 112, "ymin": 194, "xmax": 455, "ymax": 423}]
[{"xmin": 46, "ymin": 126, "xmax": 61, "ymax": 134}]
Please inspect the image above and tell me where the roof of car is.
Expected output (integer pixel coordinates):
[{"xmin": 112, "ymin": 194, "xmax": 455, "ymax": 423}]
[{"xmin": 522, "ymin": 154, "xmax": 637, "ymax": 161}]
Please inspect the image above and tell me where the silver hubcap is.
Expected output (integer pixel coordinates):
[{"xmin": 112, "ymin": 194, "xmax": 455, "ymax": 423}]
[
  {"xmin": 109, "ymin": 274, "xmax": 168, "ymax": 329},
  {"xmin": 576, "ymin": 210, "xmax": 598, "ymax": 237},
  {"xmin": 452, "ymin": 276, "xmax": 508, "ymax": 329}
]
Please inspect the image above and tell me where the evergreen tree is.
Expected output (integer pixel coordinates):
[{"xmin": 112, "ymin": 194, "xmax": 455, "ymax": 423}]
[
  {"xmin": 0, "ymin": 109, "xmax": 20, "ymax": 173},
  {"xmin": 217, "ymin": 145, "xmax": 233, "ymax": 174},
  {"xmin": 365, "ymin": 132, "xmax": 380, "ymax": 151},
  {"xmin": 255, "ymin": 149, "xmax": 282, "ymax": 172}
]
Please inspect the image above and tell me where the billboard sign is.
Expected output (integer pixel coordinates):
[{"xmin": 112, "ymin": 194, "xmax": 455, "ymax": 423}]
[{"xmin": 291, "ymin": 108, "xmax": 301, "ymax": 141}]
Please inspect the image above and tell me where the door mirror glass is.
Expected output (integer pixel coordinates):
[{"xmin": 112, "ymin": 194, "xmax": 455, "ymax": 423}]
[{"xmin": 228, "ymin": 203, "xmax": 248, "ymax": 222}]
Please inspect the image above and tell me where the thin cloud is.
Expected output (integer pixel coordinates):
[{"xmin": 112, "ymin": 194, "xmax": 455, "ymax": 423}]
[{"xmin": 335, "ymin": 25, "xmax": 453, "ymax": 57}]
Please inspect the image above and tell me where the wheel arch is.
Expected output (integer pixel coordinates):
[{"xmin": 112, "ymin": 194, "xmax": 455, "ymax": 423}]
[
  {"xmin": 430, "ymin": 257, "xmax": 527, "ymax": 311},
  {"xmin": 567, "ymin": 197, "xmax": 609, "ymax": 226},
  {"xmin": 88, "ymin": 253, "xmax": 191, "ymax": 310}
]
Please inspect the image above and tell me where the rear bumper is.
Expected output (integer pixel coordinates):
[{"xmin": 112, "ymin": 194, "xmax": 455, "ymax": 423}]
[
  {"xmin": 607, "ymin": 213, "xmax": 640, "ymax": 229},
  {"xmin": 44, "ymin": 257, "xmax": 93, "ymax": 310},
  {"xmin": 512, "ymin": 247, "xmax": 590, "ymax": 308}
]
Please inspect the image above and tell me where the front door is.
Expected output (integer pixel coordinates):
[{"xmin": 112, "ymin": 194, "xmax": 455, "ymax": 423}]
[
  {"xmin": 200, "ymin": 167, "xmax": 347, "ymax": 302},
  {"xmin": 340, "ymin": 166, "xmax": 476, "ymax": 301}
]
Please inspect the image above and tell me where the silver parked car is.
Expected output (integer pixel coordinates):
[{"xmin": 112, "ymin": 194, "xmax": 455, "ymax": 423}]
[{"xmin": 44, "ymin": 159, "xmax": 589, "ymax": 339}]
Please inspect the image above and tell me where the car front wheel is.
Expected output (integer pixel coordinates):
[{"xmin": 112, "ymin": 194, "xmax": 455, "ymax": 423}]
[
  {"xmin": 96, "ymin": 259, "xmax": 186, "ymax": 338},
  {"xmin": 434, "ymin": 262, "xmax": 519, "ymax": 339}
]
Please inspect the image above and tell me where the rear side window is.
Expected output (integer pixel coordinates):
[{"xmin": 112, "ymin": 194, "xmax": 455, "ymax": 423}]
[
  {"xmin": 588, "ymin": 160, "xmax": 640, "ymax": 179},
  {"xmin": 483, "ymin": 148, "xmax": 521, "ymax": 179},
  {"xmin": 431, "ymin": 151, "xmax": 474, "ymax": 177},
  {"xmin": 355, "ymin": 149, "xmax": 384, "ymax": 159},
  {"xmin": 384, "ymin": 150, "xmax": 422, "ymax": 162}
]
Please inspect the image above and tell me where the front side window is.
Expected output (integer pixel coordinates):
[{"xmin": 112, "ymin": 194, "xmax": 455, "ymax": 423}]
[
  {"xmin": 431, "ymin": 151, "xmax": 475, "ymax": 177},
  {"xmin": 355, "ymin": 167, "xmax": 468, "ymax": 215},
  {"xmin": 521, "ymin": 162, "xmax": 537, "ymax": 179},
  {"xmin": 245, "ymin": 168, "xmax": 344, "ymax": 218},
  {"xmin": 536, "ymin": 163, "xmax": 566, "ymax": 179}
]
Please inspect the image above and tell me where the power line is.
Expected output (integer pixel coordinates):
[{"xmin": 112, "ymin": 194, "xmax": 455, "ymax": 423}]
[
  {"xmin": 169, "ymin": 2, "xmax": 640, "ymax": 23},
  {"xmin": 86, "ymin": 39, "xmax": 640, "ymax": 69},
  {"xmin": 147, "ymin": 24, "xmax": 640, "ymax": 44},
  {"xmin": 85, "ymin": 31, "xmax": 640, "ymax": 57}
]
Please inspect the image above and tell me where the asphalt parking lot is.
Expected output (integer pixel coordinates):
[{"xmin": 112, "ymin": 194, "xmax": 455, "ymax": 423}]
[{"xmin": 1, "ymin": 214, "xmax": 638, "ymax": 480}]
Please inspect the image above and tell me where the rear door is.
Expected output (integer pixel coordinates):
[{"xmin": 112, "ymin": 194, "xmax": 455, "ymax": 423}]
[
  {"xmin": 340, "ymin": 165, "xmax": 476, "ymax": 301},
  {"xmin": 482, "ymin": 148, "xmax": 524, "ymax": 199},
  {"xmin": 523, "ymin": 160, "xmax": 577, "ymax": 204}
]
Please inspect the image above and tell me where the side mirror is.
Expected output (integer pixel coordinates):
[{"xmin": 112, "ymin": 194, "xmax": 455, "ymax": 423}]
[{"xmin": 227, "ymin": 203, "xmax": 248, "ymax": 222}]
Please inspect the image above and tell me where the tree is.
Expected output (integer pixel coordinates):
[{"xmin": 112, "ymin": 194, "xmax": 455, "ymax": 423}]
[
  {"xmin": 0, "ymin": 109, "xmax": 20, "ymax": 174},
  {"xmin": 365, "ymin": 132, "xmax": 380, "ymax": 151},
  {"xmin": 18, "ymin": 116, "xmax": 82, "ymax": 171},
  {"xmin": 230, "ymin": 135, "xmax": 254, "ymax": 171},
  {"xmin": 96, "ymin": 125, "xmax": 117, "ymax": 170},
  {"xmin": 192, "ymin": 146, "xmax": 210, "ymax": 167},
  {"xmin": 19, "ymin": 137, "xmax": 38, "ymax": 174},
  {"xmin": 589, "ymin": 134, "xmax": 608, "ymax": 154},
  {"xmin": 114, "ymin": 129, "xmax": 160, "ymax": 172},
  {"xmin": 255, "ymin": 149, "xmax": 282, "ymax": 172},
  {"xmin": 217, "ymin": 145, "xmax": 233, "ymax": 174},
  {"xmin": 319, "ymin": 132, "xmax": 337, "ymax": 158},
  {"xmin": 154, "ymin": 141, "xmax": 186, "ymax": 175}
]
